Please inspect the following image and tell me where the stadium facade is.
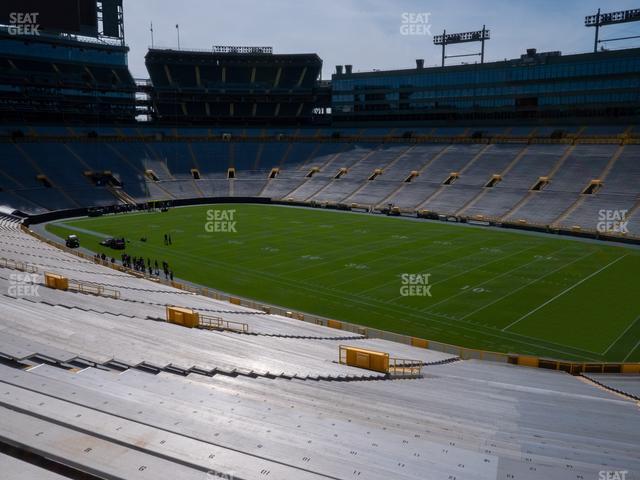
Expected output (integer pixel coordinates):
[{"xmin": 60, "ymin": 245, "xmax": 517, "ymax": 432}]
[
  {"xmin": 144, "ymin": 47, "xmax": 326, "ymax": 124},
  {"xmin": 331, "ymin": 48, "xmax": 640, "ymax": 123},
  {"xmin": 0, "ymin": 28, "xmax": 135, "ymax": 123},
  {"xmin": 3, "ymin": 11, "xmax": 640, "ymax": 126}
]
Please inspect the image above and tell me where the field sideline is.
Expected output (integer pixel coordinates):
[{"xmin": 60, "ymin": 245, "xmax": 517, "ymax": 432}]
[{"xmin": 46, "ymin": 204, "xmax": 640, "ymax": 362}]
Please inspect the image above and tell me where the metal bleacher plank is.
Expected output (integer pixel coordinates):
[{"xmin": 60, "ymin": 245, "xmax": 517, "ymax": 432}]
[
  {"xmin": 0, "ymin": 406, "xmax": 206, "ymax": 480},
  {"xmin": 0, "ymin": 452, "xmax": 69, "ymax": 480},
  {"xmin": 0, "ymin": 374, "xmax": 334, "ymax": 480},
  {"xmin": 0, "ymin": 331, "xmax": 77, "ymax": 363},
  {"xmin": 0, "ymin": 365, "xmax": 421, "ymax": 479}
]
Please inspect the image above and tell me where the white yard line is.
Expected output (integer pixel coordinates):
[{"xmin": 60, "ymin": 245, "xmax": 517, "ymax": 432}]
[
  {"xmin": 382, "ymin": 241, "xmax": 534, "ymax": 303},
  {"xmin": 352, "ymin": 237, "xmax": 502, "ymax": 295},
  {"xmin": 460, "ymin": 250, "xmax": 596, "ymax": 321},
  {"xmin": 422, "ymin": 245, "xmax": 573, "ymax": 312},
  {"xmin": 602, "ymin": 315, "xmax": 640, "ymax": 356},
  {"xmin": 502, "ymin": 254, "xmax": 629, "ymax": 332},
  {"xmin": 623, "ymin": 339, "xmax": 640, "ymax": 362}
]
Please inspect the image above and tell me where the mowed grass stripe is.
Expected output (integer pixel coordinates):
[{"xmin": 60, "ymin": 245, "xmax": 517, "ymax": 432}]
[
  {"xmin": 47, "ymin": 220, "xmax": 609, "ymax": 360},
  {"xmin": 261, "ymin": 222, "xmax": 476, "ymax": 276},
  {"xmin": 417, "ymin": 244, "xmax": 583, "ymax": 315},
  {"xmin": 347, "ymin": 238, "xmax": 525, "ymax": 298},
  {"xmin": 48, "ymin": 207, "xmax": 624, "ymax": 360},
  {"xmin": 383, "ymin": 242, "xmax": 543, "ymax": 306},
  {"xmin": 47, "ymin": 204, "xmax": 640, "ymax": 361},
  {"xmin": 49, "ymin": 220, "xmax": 599, "ymax": 360},
  {"xmin": 301, "ymin": 234, "xmax": 498, "ymax": 287},
  {"xmin": 508, "ymin": 254, "xmax": 640, "ymax": 355}
]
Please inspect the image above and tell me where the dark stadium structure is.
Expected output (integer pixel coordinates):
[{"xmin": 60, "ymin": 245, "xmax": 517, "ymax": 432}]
[
  {"xmin": 0, "ymin": 1, "xmax": 639, "ymax": 480},
  {"xmin": 0, "ymin": 0, "xmax": 132, "ymax": 123},
  {"xmin": 145, "ymin": 47, "xmax": 326, "ymax": 124}
]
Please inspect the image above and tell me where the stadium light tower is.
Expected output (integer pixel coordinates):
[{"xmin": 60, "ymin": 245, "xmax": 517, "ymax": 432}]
[
  {"xmin": 433, "ymin": 26, "xmax": 490, "ymax": 67},
  {"xmin": 585, "ymin": 8, "xmax": 640, "ymax": 53}
]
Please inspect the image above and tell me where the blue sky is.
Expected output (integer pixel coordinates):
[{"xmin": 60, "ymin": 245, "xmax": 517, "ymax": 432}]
[{"xmin": 123, "ymin": 0, "xmax": 640, "ymax": 79}]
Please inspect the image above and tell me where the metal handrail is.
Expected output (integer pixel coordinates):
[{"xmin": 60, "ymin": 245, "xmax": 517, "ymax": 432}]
[
  {"xmin": 0, "ymin": 257, "xmax": 38, "ymax": 273},
  {"xmin": 199, "ymin": 314, "xmax": 249, "ymax": 333}
]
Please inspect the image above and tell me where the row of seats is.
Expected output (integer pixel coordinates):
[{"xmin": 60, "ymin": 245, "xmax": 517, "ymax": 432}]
[
  {"xmin": 2, "ymin": 124, "xmax": 636, "ymax": 138},
  {"xmin": 0, "ymin": 141, "xmax": 639, "ymax": 235}
]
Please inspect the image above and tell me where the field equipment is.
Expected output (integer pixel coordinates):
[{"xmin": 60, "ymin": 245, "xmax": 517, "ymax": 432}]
[{"xmin": 65, "ymin": 234, "xmax": 80, "ymax": 248}]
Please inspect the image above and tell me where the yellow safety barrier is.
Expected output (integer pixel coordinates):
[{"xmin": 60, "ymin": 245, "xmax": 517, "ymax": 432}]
[
  {"xmin": 166, "ymin": 306, "xmax": 249, "ymax": 333},
  {"xmin": 339, "ymin": 345, "xmax": 422, "ymax": 377},
  {"xmin": 340, "ymin": 345, "xmax": 389, "ymax": 373},
  {"xmin": 229, "ymin": 297, "xmax": 241, "ymax": 306},
  {"xmin": 622, "ymin": 364, "xmax": 640, "ymax": 374},
  {"xmin": 327, "ymin": 319, "xmax": 343, "ymax": 330},
  {"xmin": 516, "ymin": 356, "xmax": 540, "ymax": 368},
  {"xmin": 411, "ymin": 337, "xmax": 429, "ymax": 349},
  {"xmin": 166, "ymin": 306, "xmax": 200, "ymax": 328},
  {"xmin": 508, "ymin": 356, "xmax": 640, "ymax": 375},
  {"xmin": 44, "ymin": 272, "xmax": 119, "ymax": 299},
  {"xmin": 44, "ymin": 273, "xmax": 69, "ymax": 290}
]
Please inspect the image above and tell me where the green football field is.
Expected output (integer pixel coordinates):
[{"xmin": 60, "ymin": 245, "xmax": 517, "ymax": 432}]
[{"xmin": 46, "ymin": 203, "xmax": 640, "ymax": 362}]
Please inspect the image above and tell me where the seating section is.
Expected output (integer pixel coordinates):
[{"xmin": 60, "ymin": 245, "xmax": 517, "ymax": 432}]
[
  {"xmin": 583, "ymin": 373, "xmax": 640, "ymax": 400},
  {"xmin": 0, "ymin": 216, "xmax": 453, "ymax": 380},
  {"xmin": 0, "ymin": 135, "xmax": 638, "ymax": 236},
  {"xmin": 0, "ymin": 213, "xmax": 638, "ymax": 479}
]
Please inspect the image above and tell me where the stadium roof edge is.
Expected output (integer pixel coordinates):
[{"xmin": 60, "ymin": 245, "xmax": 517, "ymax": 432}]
[
  {"xmin": 0, "ymin": 28, "xmax": 129, "ymax": 52},
  {"xmin": 145, "ymin": 47, "xmax": 322, "ymax": 62},
  {"xmin": 332, "ymin": 46, "xmax": 640, "ymax": 79}
]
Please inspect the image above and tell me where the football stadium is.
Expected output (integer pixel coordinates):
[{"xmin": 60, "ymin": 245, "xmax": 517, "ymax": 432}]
[{"xmin": 0, "ymin": 1, "xmax": 639, "ymax": 479}]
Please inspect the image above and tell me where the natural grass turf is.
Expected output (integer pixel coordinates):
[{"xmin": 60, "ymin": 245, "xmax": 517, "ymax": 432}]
[{"xmin": 46, "ymin": 204, "xmax": 640, "ymax": 362}]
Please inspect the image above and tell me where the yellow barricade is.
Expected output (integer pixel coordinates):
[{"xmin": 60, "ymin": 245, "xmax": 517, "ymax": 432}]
[
  {"xmin": 340, "ymin": 345, "xmax": 389, "ymax": 373},
  {"xmin": 327, "ymin": 319, "xmax": 342, "ymax": 330},
  {"xmin": 166, "ymin": 306, "xmax": 200, "ymax": 328}
]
